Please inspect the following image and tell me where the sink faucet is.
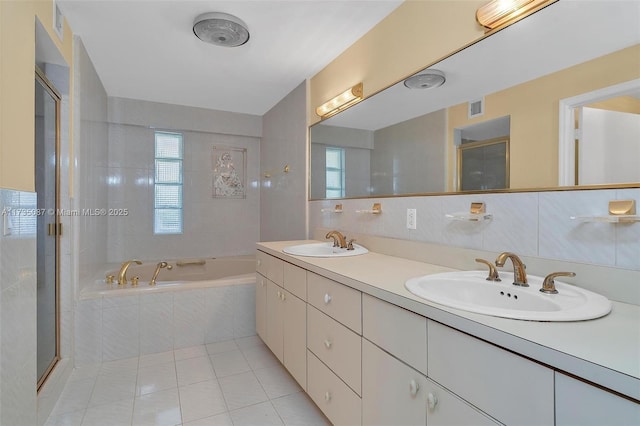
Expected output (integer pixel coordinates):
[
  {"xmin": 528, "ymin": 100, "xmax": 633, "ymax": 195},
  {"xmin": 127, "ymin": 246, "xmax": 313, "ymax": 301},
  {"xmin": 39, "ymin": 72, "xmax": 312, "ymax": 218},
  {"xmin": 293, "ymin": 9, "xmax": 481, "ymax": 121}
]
[
  {"xmin": 495, "ymin": 252, "xmax": 528, "ymax": 287},
  {"xmin": 325, "ymin": 230, "xmax": 347, "ymax": 249},
  {"xmin": 117, "ymin": 259, "xmax": 142, "ymax": 285},
  {"xmin": 150, "ymin": 261, "xmax": 173, "ymax": 286}
]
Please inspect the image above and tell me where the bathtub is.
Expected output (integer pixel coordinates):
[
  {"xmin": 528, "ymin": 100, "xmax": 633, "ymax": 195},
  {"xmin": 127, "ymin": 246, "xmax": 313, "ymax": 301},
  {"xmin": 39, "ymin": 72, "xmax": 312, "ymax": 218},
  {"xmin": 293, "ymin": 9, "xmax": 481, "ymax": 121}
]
[
  {"xmin": 75, "ymin": 255, "xmax": 258, "ymax": 365},
  {"xmin": 81, "ymin": 255, "xmax": 256, "ymax": 299}
]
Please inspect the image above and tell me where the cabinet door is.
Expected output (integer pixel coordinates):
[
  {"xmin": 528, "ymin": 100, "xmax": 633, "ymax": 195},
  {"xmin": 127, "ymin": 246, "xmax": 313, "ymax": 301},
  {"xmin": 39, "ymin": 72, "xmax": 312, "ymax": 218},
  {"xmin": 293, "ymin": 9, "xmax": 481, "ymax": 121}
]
[
  {"xmin": 426, "ymin": 379, "xmax": 500, "ymax": 426},
  {"xmin": 283, "ymin": 289, "xmax": 306, "ymax": 389},
  {"xmin": 428, "ymin": 320, "xmax": 554, "ymax": 425},
  {"xmin": 362, "ymin": 338, "xmax": 429, "ymax": 425},
  {"xmin": 255, "ymin": 273, "xmax": 267, "ymax": 341},
  {"xmin": 266, "ymin": 280, "xmax": 284, "ymax": 362},
  {"xmin": 363, "ymin": 294, "xmax": 427, "ymax": 375},
  {"xmin": 555, "ymin": 372, "xmax": 640, "ymax": 425}
]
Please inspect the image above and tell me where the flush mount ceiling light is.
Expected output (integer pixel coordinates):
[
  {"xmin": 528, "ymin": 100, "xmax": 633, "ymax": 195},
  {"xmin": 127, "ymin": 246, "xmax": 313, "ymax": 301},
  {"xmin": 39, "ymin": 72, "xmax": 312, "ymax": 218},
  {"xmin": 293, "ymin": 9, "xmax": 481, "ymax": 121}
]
[
  {"xmin": 476, "ymin": 0, "xmax": 555, "ymax": 30},
  {"xmin": 403, "ymin": 70, "xmax": 446, "ymax": 90},
  {"xmin": 193, "ymin": 12, "xmax": 250, "ymax": 47},
  {"xmin": 316, "ymin": 83, "xmax": 363, "ymax": 118}
]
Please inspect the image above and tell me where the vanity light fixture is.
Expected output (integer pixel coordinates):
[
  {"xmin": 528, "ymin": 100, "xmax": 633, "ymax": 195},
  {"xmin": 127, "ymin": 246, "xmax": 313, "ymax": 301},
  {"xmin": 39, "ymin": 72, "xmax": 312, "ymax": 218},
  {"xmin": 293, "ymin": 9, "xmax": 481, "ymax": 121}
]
[
  {"xmin": 316, "ymin": 83, "xmax": 363, "ymax": 118},
  {"xmin": 193, "ymin": 12, "xmax": 250, "ymax": 47},
  {"xmin": 476, "ymin": 0, "xmax": 555, "ymax": 30}
]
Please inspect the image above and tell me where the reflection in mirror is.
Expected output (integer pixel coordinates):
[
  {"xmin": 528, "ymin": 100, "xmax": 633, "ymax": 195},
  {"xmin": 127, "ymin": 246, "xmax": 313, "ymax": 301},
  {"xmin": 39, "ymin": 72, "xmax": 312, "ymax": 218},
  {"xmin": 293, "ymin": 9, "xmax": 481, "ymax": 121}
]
[
  {"xmin": 309, "ymin": 1, "xmax": 640, "ymax": 200},
  {"xmin": 456, "ymin": 116, "xmax": 510, "ymax": 191},
  {"xmin": 558, "ymin": 81, "xmax": 640, "ymax": 186}
]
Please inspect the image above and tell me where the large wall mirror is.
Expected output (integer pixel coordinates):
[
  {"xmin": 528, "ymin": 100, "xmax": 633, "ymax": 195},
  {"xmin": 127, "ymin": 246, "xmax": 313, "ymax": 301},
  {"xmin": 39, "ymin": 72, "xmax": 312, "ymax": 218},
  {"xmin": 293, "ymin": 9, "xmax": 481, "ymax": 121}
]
[{"xmin": 309, "ymin": 1, "xmax": 640, "ymax": 200}]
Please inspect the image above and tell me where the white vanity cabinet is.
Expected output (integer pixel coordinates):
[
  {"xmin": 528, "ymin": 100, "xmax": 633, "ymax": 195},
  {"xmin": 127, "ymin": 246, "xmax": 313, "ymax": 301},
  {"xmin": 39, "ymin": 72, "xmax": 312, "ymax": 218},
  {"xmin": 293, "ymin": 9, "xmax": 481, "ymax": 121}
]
[
  {"xmin": 256, "ymin": 246, "xmax": 638, "ymax": 425},
  {"xmin": 255, "ymin": 253, "xmax": 307, "ymax": 389},
  {"xmin": 555, "ymin": 372, "xmax": 640, "ymax": 425}
]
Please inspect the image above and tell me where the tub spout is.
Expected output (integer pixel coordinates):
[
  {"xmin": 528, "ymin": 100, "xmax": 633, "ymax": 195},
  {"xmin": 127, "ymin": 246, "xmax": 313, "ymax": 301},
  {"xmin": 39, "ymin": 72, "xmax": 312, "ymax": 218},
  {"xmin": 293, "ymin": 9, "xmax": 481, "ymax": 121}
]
[
  {"xmin": 118, "ymin": 259, "xmax": 142, "ymax": 286},
  {"xmin": 150, "ymin": 261, "xmax": 173, "ymax": 286}
]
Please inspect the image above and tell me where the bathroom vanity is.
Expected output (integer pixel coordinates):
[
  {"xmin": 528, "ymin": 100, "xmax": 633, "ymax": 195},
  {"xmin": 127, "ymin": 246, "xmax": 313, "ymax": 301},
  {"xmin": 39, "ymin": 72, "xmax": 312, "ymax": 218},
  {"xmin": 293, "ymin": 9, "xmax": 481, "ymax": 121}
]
[{"xmin": 256, "ymin": 240, "xmax": 639, "ymax": 425}]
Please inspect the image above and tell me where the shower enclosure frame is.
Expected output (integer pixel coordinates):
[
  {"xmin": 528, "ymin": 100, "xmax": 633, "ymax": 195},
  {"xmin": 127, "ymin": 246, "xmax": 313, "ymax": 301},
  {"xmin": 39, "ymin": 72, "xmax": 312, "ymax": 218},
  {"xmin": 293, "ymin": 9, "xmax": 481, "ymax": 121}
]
[{"xmin": 35, "ymin": 65, "xmax": 61, "ymax": 391}]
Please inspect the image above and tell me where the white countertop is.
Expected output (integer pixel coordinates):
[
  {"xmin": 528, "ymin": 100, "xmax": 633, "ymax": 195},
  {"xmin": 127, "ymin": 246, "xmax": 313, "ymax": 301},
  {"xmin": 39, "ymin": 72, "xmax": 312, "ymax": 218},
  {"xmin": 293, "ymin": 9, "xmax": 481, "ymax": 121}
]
[{"xmin": 257, "ymin": 240, "xmax": 640, "ymax": 401}]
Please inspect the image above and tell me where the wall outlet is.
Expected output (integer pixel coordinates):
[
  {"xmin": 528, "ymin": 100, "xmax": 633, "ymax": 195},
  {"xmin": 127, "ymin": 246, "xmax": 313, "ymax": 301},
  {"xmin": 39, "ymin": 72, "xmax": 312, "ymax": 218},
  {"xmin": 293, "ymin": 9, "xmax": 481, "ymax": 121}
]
[{"xmin": 407, "ymin": 208, "xmax": 417, "ymax": 230}]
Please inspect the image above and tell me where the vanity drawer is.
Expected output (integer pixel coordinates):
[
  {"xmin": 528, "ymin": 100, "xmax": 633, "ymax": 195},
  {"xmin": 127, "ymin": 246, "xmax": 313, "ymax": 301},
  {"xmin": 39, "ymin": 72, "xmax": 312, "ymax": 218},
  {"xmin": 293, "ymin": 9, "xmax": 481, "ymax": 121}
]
[
  {"xmin": 362, "ymin": 293, "xmax": 427, "ymax": 375},
  {"xmin": 428, "ymin": 320, "xmax": 554, "ymax": 425},
  {"xmin": 307, "ymin": 305, "xmax": 361, "ymax": 395},
  {"xmin": 256, "ymin": 251, "xmax": 283, "ymax": 286},
  {"xmin": 307, "ymin": 272, "xmax": 361, "ymax": 334},
  {"xmin": 307, "ymin": 350, "xmax": 361, "ymax": 426},
  {"xmin": 283, "ymin": 262, "xmax": 306, "ymax": 301},
  {"xmin": 255, "ymin": 251, "xmax": 268, "ymax": 276}
]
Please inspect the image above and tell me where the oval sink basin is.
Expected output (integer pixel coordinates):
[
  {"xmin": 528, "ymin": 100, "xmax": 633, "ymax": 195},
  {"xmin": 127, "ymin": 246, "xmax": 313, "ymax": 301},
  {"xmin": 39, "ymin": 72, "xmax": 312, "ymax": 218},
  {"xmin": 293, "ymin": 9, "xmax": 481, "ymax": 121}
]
[
  {"xmin": 282, "ymin": 242, "xmax": 368, "ymax": 257},
  {"xmin": 405, "ymin": 271, "xmax": 611, "ymax": 321}
]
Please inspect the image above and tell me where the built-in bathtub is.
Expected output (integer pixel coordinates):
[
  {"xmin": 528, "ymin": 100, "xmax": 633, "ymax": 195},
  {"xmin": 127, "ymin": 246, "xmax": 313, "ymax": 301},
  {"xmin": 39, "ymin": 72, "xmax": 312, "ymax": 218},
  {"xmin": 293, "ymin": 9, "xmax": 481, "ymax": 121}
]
[
  {"xmin": 75, "ymin": 255, "xmax": 257, "ymax": 365},
  {"xmin": 81, "ymin": 255, "xmax": 256, "ymax": 298}
]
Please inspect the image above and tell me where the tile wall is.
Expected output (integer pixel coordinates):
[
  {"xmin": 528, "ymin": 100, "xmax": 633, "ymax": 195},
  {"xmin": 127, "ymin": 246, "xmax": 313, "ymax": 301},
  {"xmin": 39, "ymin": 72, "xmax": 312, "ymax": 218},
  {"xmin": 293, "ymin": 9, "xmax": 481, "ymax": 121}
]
[
  {"xmin": 0, "ymin": 189, "xmax": 38, "ymax": 426},
  {"xmin": 310, "ymin": 187, "xmax": 640, "ymax": 302},
  {"xmin": 74, "ymin": 38, "xmax": 109, "ymax": 286},
  {"xmin": 260, "ymin": 81, "xmax": 308, "ymax": 241},
  {"xmin": 105, "ymin": 122, "xmax": 261, "ymax": 262},
  {"xmin": 75, "ymin": 284, "xmax": 256, "ymax": 366}
]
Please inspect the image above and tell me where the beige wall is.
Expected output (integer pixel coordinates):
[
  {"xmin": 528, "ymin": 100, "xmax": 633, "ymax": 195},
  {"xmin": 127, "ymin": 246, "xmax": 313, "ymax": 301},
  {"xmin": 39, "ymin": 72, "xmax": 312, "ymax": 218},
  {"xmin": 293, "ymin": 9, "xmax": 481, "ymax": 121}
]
[
  {"xmin": 0, "ymin": 0, "xmax": 73, "ymax": 191},
  {"xmin": 447, "ymin": 44, "xmax": 640, "ymax": 189},
  {"xmin": 309, "ymin": 0, "xmax": 486, "ymax": 126},
  {"xmin": 587, "ymin": 96, "xmax": 640, "ymax": 115}
]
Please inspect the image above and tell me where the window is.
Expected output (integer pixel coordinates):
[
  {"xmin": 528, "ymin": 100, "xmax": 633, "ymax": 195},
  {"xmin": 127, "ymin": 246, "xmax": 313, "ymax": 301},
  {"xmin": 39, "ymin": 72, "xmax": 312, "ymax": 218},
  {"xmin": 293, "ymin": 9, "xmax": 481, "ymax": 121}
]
[
  {"xmin": 3, "ymin": 192, "xmax": 37, "ymax": 236},
  {"xmin": 154, "ymin": 132, "xmax": 183, "ymax": 234},
  {"xmin": 325, "ymin": 147, "xmax": 345, "ymax": 198}
]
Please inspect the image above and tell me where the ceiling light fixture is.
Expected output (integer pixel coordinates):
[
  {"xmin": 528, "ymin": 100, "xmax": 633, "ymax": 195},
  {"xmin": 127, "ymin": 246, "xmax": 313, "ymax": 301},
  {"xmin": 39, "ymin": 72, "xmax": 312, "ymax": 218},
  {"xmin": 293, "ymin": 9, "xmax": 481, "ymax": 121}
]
[
  {"xmin": 476, "ymin": 0, "xmax": 555, "ymax": 30},
  {"xmin": 193, "ymin": 12, "xmax": 250, "ymax": 47},
  {"xmin": 403, "ymin": 70, "xmax": 446, "ymax": 90},
  {"xmin": 316, "ymin": 83, "xmax": 363, "ymax": 118}
]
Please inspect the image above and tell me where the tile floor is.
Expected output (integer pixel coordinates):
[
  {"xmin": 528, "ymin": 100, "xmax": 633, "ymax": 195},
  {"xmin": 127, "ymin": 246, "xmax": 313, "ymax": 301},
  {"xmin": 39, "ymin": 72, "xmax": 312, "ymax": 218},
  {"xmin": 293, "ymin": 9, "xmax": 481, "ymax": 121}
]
[{"xmin": 45, "ymin": 336, "xmax": 330, "ymax": 426}]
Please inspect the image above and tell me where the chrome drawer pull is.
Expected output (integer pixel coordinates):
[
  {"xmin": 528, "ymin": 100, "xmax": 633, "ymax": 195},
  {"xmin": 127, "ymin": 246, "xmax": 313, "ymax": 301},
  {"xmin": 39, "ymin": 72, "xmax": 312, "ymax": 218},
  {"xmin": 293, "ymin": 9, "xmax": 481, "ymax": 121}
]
[
  {"xmin": 324, "ymin": 339, "xmax": 332, "ymax": 349},
  {"xmin": 324, "ymin": 293, "xmax": 332, "ymax": 304}
]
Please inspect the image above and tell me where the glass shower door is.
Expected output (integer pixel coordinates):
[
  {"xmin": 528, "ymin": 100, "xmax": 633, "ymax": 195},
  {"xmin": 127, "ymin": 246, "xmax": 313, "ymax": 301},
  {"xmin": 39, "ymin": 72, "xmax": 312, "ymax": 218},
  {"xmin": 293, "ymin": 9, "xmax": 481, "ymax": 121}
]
[{"xmin": 35, "ymin": 69, "xmax": 60, "ymax": 388}]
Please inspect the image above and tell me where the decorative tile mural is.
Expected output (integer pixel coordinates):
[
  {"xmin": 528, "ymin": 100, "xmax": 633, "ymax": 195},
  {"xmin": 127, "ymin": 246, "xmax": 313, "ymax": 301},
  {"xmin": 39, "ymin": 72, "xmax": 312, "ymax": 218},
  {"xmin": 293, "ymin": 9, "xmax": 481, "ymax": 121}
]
[{"xmin": 212, "ymin": 146, "xmax": 246, "ymax": 199}]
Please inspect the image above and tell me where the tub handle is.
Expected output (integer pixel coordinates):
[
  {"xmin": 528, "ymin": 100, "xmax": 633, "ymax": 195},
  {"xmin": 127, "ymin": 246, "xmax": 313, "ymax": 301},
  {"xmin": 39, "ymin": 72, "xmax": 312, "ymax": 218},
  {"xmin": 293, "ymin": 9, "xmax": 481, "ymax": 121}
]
[{"xmin": 176, "ymin": 259, "xmax": 206, "ymax": 267}]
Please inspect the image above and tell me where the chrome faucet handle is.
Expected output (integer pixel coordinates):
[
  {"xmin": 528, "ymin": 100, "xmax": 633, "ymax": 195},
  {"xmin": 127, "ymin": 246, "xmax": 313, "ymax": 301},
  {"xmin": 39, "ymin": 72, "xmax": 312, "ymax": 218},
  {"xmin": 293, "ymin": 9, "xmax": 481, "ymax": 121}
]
[
  {"xmin": 540, "ymin": 272, "xmax": 576, "ymax": 294},
  {"xmin": 347, "ymin": 239, "xmax": 356, "ymax": 251},
  {"xmin": 475, "ymin": 258, "xmax": 501, "ymax": 281}
]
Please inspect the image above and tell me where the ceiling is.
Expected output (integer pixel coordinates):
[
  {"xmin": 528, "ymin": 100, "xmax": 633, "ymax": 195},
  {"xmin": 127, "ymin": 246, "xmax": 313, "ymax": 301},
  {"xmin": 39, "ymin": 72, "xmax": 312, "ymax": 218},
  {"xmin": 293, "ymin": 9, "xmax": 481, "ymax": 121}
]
[
  {"xmin": 58, "ymin": 0, "xmax": 403, "ymax": 116},
  {"xmin": 324, "ymin": 0, "xmax": 640, "ymax": 130}
]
